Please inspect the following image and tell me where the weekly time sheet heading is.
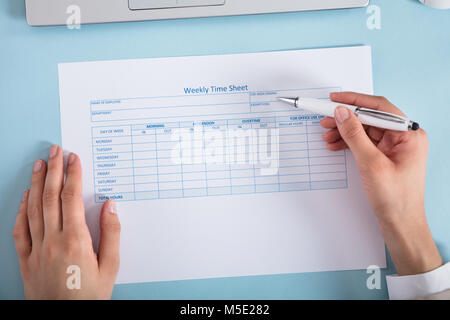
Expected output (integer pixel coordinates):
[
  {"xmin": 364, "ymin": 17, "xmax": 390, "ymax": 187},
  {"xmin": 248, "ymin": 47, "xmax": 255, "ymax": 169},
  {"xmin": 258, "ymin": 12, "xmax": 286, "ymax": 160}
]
[{"xmin": 183, "ymin": 84, "xmax": 249, "ymax": 94}]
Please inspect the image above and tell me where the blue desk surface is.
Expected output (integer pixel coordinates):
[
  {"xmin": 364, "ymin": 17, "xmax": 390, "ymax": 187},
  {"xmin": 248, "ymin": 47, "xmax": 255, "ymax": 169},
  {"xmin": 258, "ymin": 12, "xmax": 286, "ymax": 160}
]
[{"xmin": 1, "ymin": 0, "xmax": 449, "ymax": 299}]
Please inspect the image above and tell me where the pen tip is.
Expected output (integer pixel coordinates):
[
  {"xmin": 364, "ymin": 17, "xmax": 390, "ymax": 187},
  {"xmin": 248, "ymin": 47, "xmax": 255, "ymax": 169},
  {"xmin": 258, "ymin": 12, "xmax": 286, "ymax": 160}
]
[
  {"xmin": 411, "ymin": 122, "xmax": 420, "ymax": 131},
  {"xmin": 277, "ymin": 97, "xmax": 297, "ymax": 106}
]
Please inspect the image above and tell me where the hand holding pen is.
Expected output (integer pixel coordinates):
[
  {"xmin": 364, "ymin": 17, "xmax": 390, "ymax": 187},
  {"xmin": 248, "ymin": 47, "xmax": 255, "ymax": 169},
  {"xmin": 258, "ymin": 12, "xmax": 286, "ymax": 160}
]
[
  {"xmin": 316, "ymin": 92, "xmax": 441, "ymax": 276},
  {"xmin": 278, "ymin": 95, "xmax": 420, "ymax": 131}
]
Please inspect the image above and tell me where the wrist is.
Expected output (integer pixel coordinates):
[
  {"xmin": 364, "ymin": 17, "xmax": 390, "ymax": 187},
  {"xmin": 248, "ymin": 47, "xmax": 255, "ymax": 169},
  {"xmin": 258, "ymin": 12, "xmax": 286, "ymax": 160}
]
[{"xmin": 378, "ymin": 208, "xmax": 443, "ymax": 276}]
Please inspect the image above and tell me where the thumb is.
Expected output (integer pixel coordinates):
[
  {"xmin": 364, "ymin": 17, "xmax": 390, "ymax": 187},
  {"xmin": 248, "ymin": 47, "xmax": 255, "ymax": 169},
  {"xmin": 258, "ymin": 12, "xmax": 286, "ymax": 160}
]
[
  {"xmin": 334, "ymin": 106, "xmax": 381, "ymax": 165},
  {"xmin": 98, "ymin": 199, "xmax": 121, "ymax": 277}
]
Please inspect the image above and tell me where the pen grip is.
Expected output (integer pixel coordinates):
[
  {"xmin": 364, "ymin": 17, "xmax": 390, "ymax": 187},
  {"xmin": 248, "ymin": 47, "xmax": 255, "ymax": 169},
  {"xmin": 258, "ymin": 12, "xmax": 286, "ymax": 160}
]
[{"xmin": 356, "ymin": 113, "xmax": 409, "ymax": 131}]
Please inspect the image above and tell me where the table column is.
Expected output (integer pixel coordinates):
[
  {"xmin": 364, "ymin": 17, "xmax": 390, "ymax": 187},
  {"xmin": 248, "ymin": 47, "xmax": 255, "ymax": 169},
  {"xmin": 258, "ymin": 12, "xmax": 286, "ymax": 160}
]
[
  {"xmin": 203, "ymin": 119, "xmax": 231, "ymax": 196},
  {"xmin": 155, "ymin": 122, "xmax": 184, "ymax": 199},
  {"xmin": 252, "ymin": 117, "xmax": 280, "ymax": 193},
  {"xmin": 92, "ymin": 125, "xmax": 135, "ymax": 202},
  {"xmin": 131, "ymin": 124, "xmax": 159, "ymax": 200},
  {"xmin": 306, "ymin": 118, "xmax": 348, "ymax": 190},
  {"xmin": 179, "ymin": 121, "xmax": 208, "ymax": 198},
  {"xmin": 227, "ymin": 118, "xmax": 257, "ymax": 195},
  {"xmin": 277, "ymin": 116, "xmax": 311, "ymax": 192}
]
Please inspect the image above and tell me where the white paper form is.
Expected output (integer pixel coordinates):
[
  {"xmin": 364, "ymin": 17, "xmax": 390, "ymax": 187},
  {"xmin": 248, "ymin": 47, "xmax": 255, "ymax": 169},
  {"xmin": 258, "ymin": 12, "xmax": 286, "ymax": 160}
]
[{"xmin": 58, "ymin": 46, "xmax": 386, "ymax": 284}]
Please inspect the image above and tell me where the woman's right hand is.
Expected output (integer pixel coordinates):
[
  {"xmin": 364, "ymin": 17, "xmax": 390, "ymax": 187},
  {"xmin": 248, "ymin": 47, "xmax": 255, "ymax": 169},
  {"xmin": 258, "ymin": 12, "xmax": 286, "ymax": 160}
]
[{"xmin": 321, "ymin": 91, "xmax": 442, "ymax": 276}]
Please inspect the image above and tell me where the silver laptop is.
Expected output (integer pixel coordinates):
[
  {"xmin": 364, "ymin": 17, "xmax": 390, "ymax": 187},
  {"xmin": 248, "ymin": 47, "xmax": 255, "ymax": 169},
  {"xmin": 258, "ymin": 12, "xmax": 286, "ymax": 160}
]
[{"xmin": 26, "ymin": 0, "xmax": 369, "ymax": 26}]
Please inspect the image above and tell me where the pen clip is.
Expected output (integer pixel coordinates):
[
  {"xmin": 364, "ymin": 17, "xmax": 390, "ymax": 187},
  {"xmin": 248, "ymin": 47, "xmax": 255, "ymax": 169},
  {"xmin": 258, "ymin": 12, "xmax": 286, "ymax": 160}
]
[{"xmin": 354, "ymin": 107, "xmax": 407, "ymax": 124}]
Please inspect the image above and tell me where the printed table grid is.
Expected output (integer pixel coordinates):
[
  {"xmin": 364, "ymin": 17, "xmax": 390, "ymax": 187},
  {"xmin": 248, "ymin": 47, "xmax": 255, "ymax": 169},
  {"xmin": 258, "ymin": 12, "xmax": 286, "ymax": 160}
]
[
  {"xmin": 92, "ymin": 118, "xmax": 348, "ymax": 202},
  {"xmin": 91, "ymin": 88, "xmax": 348, "ymax": 203}
]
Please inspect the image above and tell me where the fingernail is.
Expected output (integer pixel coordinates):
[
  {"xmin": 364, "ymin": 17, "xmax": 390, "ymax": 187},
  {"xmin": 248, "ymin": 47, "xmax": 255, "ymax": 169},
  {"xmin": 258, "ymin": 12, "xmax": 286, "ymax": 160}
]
[
  {"xmin": 68, "ymin": 153, "xmax": 76, "ymax": 165},
  {"xmin": 33, "ymin": 160, "xmax": 42, "ymax": 173},
  {"xmin": 335, "ymin": 107, "xmax": 350, "ymax": 124},
  {"xmin": 21, "ymin": 190, "xmax": 29, "ymax": 203},
  {"xmin": 330, "ymin": 92, "xmax": 338, "ymax": 99},
  {"xmin": 49, "ymin": 145, "xmax": 58, "ymax": 159},
  {"xmin": 107, "ymin": 200, "xmax": 117, "ymax": 214}
]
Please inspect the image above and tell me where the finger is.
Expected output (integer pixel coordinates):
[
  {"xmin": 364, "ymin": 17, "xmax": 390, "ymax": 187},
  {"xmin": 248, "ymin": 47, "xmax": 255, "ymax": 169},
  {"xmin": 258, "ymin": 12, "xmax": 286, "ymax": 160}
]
[
  {"xmin": 28, "ymin": 159, "xmax": 47, "ymax": 246},
  {"xmin": 326, "ymin": 139, "xmax": 348, "ymax": 151},
  {"xmin": 42, "ymin": 145, "xmax": 63, "ymax": 234},
  {"xmin": 367, "ymin": 126, "xmax": 385, "ymax": 143},
  {"xmin": 320, "ymin": 117, "xmax": 337, "ymax": 129},
  {"xmin": 13, "ymin": 190, "xmax": 32, "ymax": 261},
  {"xmin": 61, "ymin": 153, "xmax": 86, "ymax": 230},
  {"xmin": 334, "ymin": 106, "xmax": 382, "ymax": 165},
  {"xmin": 98, "ymin": 200, "xmax": 121, "ymax": 278},
  {"xmin": 322, "ymin": 128, "xmax": 342, "ymax": 144},
  {"xmin": 330, "ymin": 92, "xmax": 406, "ymax": 117}
]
